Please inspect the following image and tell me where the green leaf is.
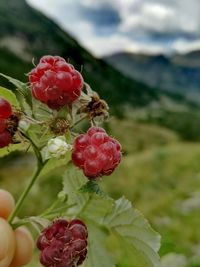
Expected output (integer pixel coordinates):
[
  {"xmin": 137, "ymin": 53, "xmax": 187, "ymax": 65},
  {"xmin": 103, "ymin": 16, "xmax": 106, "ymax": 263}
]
[
  {"xmin": 103, "ymin": 197, "xmax": 161, "ymax": 267},
  {"xmin": 40, "ymin": 153, "xmax": 71, "ymax": 177},
  {"xmin": 0, "ymin": 73, "xmax": 26, "ymax": 89},
  {"xmin": 84, "ymin": 222, "xmax": 116, "ymax": 267},
  {"xmin": 62, "ymin": 164, "xmax": 89, "ymax": 216},
  {"xmin": 0, "ymin": 144, "xmax": 23, "ymax": 158},
  {"xmin": 0, "ymin": 86, "xmax": 20, "ymax": 108},
  {"xmin": 62, "ymin": 166, "xmax": 161, "ymax": 267},
  {"xmin": 32, "ymin": 99, "xmax": 53, "ymax": 121},
  {"xmin": 0, "ymin": 73, "xmax": 33, "ymax": 113},
  {"xmin": 27, "ymin": 123, "xmax": 51, "ymax": 148},
  {"xmin": 79, "ymin": 180, "xmax": 107, "ymax": 197}
]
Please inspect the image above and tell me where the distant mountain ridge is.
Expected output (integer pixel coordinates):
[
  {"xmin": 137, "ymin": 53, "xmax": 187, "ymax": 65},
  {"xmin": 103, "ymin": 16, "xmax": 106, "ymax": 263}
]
[
  {"xmin": 0, "ymin": 0, "xmax": 177, "ymax": 114},
  {"xmin": 105, "ymin": 51, "xmax": 200, "ymax": 103},
  {"xmin": 1, "ymin": 0, "xmax": 200, "ymax": 141}
]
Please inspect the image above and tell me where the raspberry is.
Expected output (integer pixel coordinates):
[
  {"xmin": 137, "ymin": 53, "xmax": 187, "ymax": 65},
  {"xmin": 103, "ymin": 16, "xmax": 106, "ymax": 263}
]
[
  {"xmin": 0, "ymin": 97, "xmax": 12, "ymax": 119},
  {"xmin": 0, "ymin": 130, "xmax": 12, "ymax": 148},
  {"xmin": 72, "ymin": 127, "xmax": 122, "ymax": 179},
  {"xmin": 29, "ymin": 56, "xmax": 84, "ymax": 109},
  {"xmin": 0, "ymin": 98, "xmax": 14, "ymax": 148},
  {"xmin": 0, "ymin": 119, "xmax": 6, "ymax": 133},
  {"xmin": 37, "ymin": 219, "xmax": 88, "ymax": 267}
]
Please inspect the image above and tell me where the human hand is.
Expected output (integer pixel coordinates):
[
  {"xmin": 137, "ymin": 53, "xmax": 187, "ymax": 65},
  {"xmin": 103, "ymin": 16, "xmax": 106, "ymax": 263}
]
[{"xmin": 0, "ymin": 189, "xmax": 34, "ymax": 267}]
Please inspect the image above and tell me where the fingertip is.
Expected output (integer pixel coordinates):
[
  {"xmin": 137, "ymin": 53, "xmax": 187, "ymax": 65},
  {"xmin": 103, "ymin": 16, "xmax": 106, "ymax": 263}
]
[
  {"xmin": 9, "ymin": 227, "xmax": 34, "ymax": 267},
  {"xmin": 0, "ymin": 218, "xmax": 16, "ymax": 267},
  {"xmin": 0, "ymin": 189, "xmax": 15, "ymax": 219}
]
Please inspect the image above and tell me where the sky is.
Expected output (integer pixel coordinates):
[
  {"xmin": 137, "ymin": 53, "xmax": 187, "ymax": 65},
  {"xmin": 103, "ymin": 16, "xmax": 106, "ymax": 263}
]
[{"xmin": 27, "ymin": 0, "xmax": 200, "ymax": 57}]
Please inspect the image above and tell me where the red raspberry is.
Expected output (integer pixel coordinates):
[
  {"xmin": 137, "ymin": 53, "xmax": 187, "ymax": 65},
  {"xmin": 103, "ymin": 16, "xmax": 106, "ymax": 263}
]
[
  {"xmin": 0, "ymin": 97, "xmax": 12, "ymax": 119},
  {"xmin": 0, "ymin": 130, "xmax": 12, "ymax": 148},
  {"xmin": 72, "ymin": 127, "xmax": 122, "ymax": 179},
  {"xmin": 37, "ymin": 219, "xmax": 88, "ymax": 267},
  {"xmin": 0, "ymin": 98, "xmax": 13, "ymax": 148},
  {"xmin": 0, "ymin": 119, "xmax": 6, "ymax": 133},
  {"xmin": 29, "ymin": 56, "xmax": 84, "ymax": 109}
]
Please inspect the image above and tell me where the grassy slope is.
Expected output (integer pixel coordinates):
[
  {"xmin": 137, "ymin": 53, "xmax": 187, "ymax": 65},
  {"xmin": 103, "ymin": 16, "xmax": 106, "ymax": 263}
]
[
  {"xmin": 134, "ymin": 106, "xmax": 200, "ymax": 141},
  {"xmin": 103, "ymin": 143, "xmax": 200, "ymax": 266},
  {"xmin": 0, "ymin": 121, "xmax": 199, "ymax": 266},
  {"xmin": 106, "ymin": 118, "xmax": 178, "ymax": 154}
]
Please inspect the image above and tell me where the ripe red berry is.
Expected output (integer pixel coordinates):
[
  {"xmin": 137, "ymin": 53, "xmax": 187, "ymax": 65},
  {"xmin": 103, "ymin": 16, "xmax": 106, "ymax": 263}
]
[
  {"xmin": 29, "ymin": 56, "xmax": 84, "ymax": 109},
  {"xmin": 72, "ymin": 127, "xmax": 122, "ymax": 179},
  {"xmin": 37, "ymin": 219, "xmax": 88, "ymax": 267},
  {"xmin": 0, "ymin": 97, "xmax": 12, "ymax": 119},
  {"xmin": 0, "ymin": 130, "xmax": 12, "ymax": 148},
  {"xmin": 0, "ymin": 119, "xmax": 6, "ymax": 133}
]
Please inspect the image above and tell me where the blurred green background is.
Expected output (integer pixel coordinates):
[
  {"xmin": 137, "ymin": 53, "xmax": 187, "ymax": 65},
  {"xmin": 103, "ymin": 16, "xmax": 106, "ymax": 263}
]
[{"xmin": 1, "ymin": 0, "xmax": 200, "ymax": 266}]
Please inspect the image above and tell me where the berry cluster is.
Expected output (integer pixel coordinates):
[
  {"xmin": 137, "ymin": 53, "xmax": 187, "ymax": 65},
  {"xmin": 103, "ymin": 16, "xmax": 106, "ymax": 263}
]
[
  {"xmin": 37, "ymin": 219, "xmax": 88, "ymax": 267},
  {"xmin": 29, "ymin": 56, "xmax": 83, "ymax": 109},
  {"xmin": 0, "ymin": 97, "xmax": 13, "ymax": 148},
  {"xmin": 72, "ymin": 127, "xmax": 121, "ymax": 179}
]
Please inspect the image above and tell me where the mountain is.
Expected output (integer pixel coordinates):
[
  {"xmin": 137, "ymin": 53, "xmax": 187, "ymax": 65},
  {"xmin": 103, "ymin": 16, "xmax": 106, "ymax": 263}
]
[
  {"xmin": 105, "ymin": 52, "xmax": 200, "ymax": 103},
  {"xmin": 1, "ymin": 0, "xmax": 200, "ymax": 142},
  {"xmin": 0, "ymin": 0, "xmax": 173, "ymax": 115}
]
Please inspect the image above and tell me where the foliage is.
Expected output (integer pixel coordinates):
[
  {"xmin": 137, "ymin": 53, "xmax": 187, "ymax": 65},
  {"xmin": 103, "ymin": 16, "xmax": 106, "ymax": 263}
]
[
  {"xmin": 62, "ymin": 165, "xmax": 161, "ymax": 267},
  {"xmin": 135, "ymin": 107, "xmax": 200, "ymax": 141},
  {"xmin": 105, "ymin": 118, "xmax": 178, "ymax": 155},
  {"xmin": 103, "ymin": 142, "xmax": 200, "ymax": 266},
  {"xmin": 0, "ymin": 70, "xmax": 161, "ymax": 267}
]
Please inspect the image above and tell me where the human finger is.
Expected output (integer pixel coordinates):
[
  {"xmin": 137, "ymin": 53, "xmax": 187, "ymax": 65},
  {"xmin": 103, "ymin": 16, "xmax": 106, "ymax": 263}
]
[
  {"xmin": 0, "ymin": 190, "xmax": 15, "ymax": 219},
  {"xmin": 0, "ymin": 218, "xmax": 16, "ymax": 267},
  {"xmin": 9, "ymin": 227, "xmax": 34, "ymax": 267}
]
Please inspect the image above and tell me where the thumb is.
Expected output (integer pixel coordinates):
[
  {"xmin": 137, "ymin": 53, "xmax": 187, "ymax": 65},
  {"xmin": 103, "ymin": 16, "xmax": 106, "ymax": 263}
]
[{"xmin": 0, "ymin": 218, "xmax": 16, "ymax": 267}]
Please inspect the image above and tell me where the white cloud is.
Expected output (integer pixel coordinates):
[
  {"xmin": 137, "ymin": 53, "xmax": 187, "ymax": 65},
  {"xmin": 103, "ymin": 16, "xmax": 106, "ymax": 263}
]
[
  {"xmin": 120, "ymin": 3, "xmax": 175, "ymax": 34},
  {"xmin": 27, "ymin": 0, "xmax": 200, "ymax": 56},
  {"xmin": 142, "ymin": 3, "xmax": 174, "ymax": 18},
  {"xmin": 172, "ymin": 39, "xmax": 200, "ymax": 54}
]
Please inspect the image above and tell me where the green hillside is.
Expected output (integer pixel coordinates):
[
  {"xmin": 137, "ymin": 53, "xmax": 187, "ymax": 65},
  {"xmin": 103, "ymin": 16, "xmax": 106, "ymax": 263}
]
[
  {"xmin": 0, "ymin": 0, "xmax": 164, "ymax": 112},
  {"xmin": 103, "ymin": 142, "xmax": 200, "ymax": 266},
  {"xmin": 106, "ymin": 118, "xmax": 179, "ymax": 154},
  {"xmin": 0, "ymin": 122, "xmax": 200, "ymax": 267}
]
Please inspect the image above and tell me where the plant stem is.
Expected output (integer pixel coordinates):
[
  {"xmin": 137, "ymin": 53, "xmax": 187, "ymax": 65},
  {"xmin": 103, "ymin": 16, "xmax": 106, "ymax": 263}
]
[
  {"xmin": 12, "ymin": 218, "xmax": 30, "ymax": 229},
  {"xmin": 70, "ymin": 115, "xmax": 88, "ymax": 129},
  {"xmin": 8, "ymin": 162, "xmax": 44, "ymax": 224},
  {"xmin": 40, "ymin": 203, "xmax": 76, "ymax": 219}
]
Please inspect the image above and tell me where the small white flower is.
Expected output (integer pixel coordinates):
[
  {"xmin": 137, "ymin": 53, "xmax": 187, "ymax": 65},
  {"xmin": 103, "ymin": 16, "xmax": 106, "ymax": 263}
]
[{"xmin": 45, "ymin": 136, "xmax": 71, "ymax": 159}]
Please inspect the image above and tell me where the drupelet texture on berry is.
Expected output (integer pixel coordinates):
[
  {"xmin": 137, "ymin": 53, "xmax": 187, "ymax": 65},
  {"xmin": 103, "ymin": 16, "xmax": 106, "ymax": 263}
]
[
  {"xmin": 37, "ymin": 219, "xmax": 88, "ymax": 267},
  {"xmin": 0, "ymin": 97, "xmax": 13, "ymax": 148},
  {"xmin": 29, "ymin": 56, "xmax": 83, "ymax": 109},
  {"xmin": 72, "ymin": 127, "xmax": 122, "ymax": 179},
  {"xmin": 0, "ymin": 97, "xmax": 12, "ymax": 119}
]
